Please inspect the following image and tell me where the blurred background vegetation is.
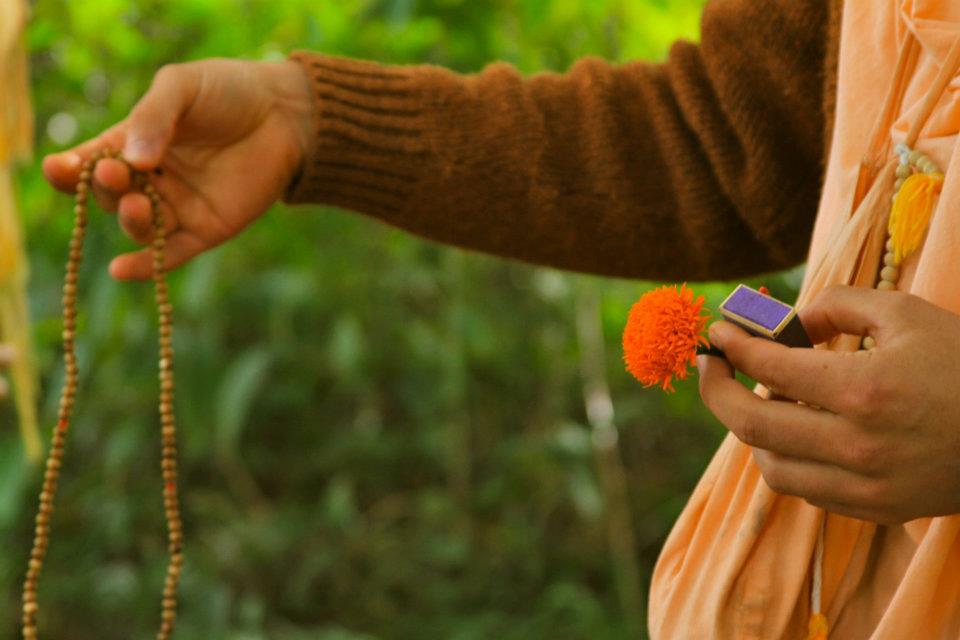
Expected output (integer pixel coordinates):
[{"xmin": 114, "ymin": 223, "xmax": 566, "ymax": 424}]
[{"xmin": 2, "ymin": 0, "xmax": 805, "ymax": 637}]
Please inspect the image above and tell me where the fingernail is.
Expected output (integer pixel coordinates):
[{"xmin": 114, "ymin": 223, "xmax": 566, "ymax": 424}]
[
  {"xmin": 123, "ymin": 138, "xmax": 156, "ymax": 164},
  {"xmin": 66, "ymin": 152, "xmax": 82, "ymax": 168},
  {"xmin": 108, "ymin": 257, "xmax": 126, "ymax": 280},
  {"xmin": 709, "ymin": 322, "xmax": 733, "ymax": 348},
  {"xmin": 696, "ymin": 355, "xmax": 707, "ymax": 370}
]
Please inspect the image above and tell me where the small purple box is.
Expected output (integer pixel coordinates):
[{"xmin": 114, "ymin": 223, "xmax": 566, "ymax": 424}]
[{"xmin": 718, "ymin": 285, "xmax": 811, "ymax": 347}]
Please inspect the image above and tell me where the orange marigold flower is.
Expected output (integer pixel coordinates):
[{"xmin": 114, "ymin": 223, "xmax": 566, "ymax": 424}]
[{"xmin": 622, "ymin": 284, "xmax": 710, "ymax": 393}]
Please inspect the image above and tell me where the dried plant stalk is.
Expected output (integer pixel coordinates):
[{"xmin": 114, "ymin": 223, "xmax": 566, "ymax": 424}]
[{"xmin": 0, "ymin": 0, "xmax": 41, "ymax": 462}]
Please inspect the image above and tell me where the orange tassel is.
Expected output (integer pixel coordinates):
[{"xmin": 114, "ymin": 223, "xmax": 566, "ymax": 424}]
[
  {"xmin": 888, "ymin": 172, "xmax": 943, "ymax": 265},
  {"xmin": 806, "ymin": 612, "xmax": 829, "ymax": 640}
]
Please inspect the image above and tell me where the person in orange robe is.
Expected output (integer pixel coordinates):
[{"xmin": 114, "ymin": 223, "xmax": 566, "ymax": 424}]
[{"xmin": 679, "ymin": 4, "xmax": 960, "ymax": 637}]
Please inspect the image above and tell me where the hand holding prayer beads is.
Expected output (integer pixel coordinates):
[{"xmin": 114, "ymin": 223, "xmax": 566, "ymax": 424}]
[
  {"xmin": 41, "ymin": 59, "xmax": 312, "ymax": 282},
  {"xmin": 21, "ymin": 147, "xmax": 183, "ymax": 640}
]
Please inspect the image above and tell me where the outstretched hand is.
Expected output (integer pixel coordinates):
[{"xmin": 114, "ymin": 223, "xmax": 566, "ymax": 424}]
[
  {"xmin": 698, "ymin": 285, "xmax": 960, "ymax": 524},
  {"xmin": 42, "ymin": 59, "xmax": 313, "ymax": 280}
]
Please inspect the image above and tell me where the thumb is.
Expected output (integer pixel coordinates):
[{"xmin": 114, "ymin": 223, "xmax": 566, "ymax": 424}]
[
  {"xmin": 123, "ymin": 64, "xmax": 199, "ymax": 169},
  {"xmin": 799, "ymin": 285, "xmax": 895, "ymax": 345}
]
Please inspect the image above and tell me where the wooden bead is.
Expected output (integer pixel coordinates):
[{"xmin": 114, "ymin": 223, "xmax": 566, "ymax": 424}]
[
  {"xmin": 909, "ymin": 149, "xmax": 923, "ymax": 164},
  {"xmin": 895, "ymin": 164, "xmax": 911, "ymax": 178},
  {"xmin": 883, "ymin": 252, "xmax": 899, "ymax": 267},
  {"xmin": 880, "ymin": 266, "xmax": 899, "ymax": 282},
  {"xmin": 877, "ymin": 279, "xmax": 897, "ymax": 291}
]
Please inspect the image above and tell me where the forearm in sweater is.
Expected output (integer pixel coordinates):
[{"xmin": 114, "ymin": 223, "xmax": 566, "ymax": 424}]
[{"xmin": 284, "ymin": 0, "xmax": 838, "ymax": 281}]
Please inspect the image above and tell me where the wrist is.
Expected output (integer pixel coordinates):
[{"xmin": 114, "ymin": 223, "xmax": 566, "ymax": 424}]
[{"xmin": 263, "ymin": 59, "xmax": 315, "ymax": 188}]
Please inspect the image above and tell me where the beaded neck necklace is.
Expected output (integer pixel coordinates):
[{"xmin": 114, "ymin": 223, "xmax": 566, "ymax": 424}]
[
  {"xmin": 857, "ymin": 143, "xmax": 943, "ymax": 350},
  {"xmin": 20, "ymin": 147, "xmax": 183, "ymax": 640}
]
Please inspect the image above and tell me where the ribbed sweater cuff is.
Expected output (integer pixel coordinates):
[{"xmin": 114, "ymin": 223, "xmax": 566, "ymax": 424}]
[{"xmin": 284, "ymin": 51, "xmax": 432, "ymax": 217}]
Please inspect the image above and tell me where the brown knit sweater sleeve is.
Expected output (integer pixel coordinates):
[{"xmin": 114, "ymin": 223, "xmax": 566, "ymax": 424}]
[{"xmin": 284, "ymin": 0, "xmax": 839, "ymax": 281}]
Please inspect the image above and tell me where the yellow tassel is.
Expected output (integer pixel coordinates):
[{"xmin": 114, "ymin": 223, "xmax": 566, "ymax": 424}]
[
  {"xmin": 806, "ymin": 612, "xmax": 829, "ymax": 640},
  {"xmin": 888, "ymin": 172, "xmax": 943, "ymax": 265}
]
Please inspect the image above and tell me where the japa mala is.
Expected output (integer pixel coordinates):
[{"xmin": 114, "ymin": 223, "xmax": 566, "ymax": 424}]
[{"xmin": 20, "ymin": 147, "xmax": 183, "ymax": 640}]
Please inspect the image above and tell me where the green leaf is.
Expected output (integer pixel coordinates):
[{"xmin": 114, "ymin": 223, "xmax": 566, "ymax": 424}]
[{"xmin": 214, "ymin": 347, "xmax": 272, "ymax": 459}]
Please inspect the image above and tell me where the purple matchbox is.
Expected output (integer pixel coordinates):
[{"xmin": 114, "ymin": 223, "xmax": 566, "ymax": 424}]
[{"xmin": 718, "ymin": 285, "xmax": 811, "ymax": 348}]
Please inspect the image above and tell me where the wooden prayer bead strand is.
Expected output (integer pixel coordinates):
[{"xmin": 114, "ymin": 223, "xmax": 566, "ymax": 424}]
[
  {"xmin": 148, "ymin": 180, "xmax": 184, "ymax": 640},
  {"xmin": 21, "ymin": 147, "xmax": 184, "ymax": 640},
  {"xmin": 20, "ymin": 148, "xmax": 95, "ymax": 640}
]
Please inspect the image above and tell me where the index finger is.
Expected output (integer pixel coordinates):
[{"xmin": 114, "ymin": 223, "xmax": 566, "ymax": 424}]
[
  {"xmin": 697, "ymin": 353, "xmax": 858, "ymax": 466},
  {"xmin": 42, "ymin": 123, "xmax": 127, "ymax": 193},
  {"xmin": 709, "ymin": 320, "xmax": 870, "ymax": 413}
]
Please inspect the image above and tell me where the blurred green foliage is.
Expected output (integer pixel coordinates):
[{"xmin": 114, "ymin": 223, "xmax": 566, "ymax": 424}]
[{"xmin": 2, "ymin": 0, "xmax": 805, "ymax": 637}]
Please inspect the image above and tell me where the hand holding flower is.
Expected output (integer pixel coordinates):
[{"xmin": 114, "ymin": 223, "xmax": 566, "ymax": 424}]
[{"xmin": 698, "ymin": 285, "xmax": 960, "ymax": 524}]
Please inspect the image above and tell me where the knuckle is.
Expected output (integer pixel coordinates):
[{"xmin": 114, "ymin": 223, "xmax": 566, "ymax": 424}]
[
  {"xmin": 812, "ymin": 285, "xmax": 846, "ymax": 315},
  {"xmin": 839, "ymin": 388, "xmax": 871, "ymax": 418},
  {"xmin": 859, "ymin": 478, "xmax": 895, "ymax": 513},
  {"xmin": 866, "ymin": 372, "xmax": 896, "ymax": 405},
  {"xmin": 886, "ymin": 291, "xmax": 917, "ymax": 321},
  {"xmin": 845, "ymin": 437, "xmax": 886, "ymax": 474},
  {"xmin": 803, "ymin": 497, "xmax": 833, "ymax": 512},
  {"xmin": 154, "ymin": 63, "xmax": 182, "ymax": 84},
  {"xmin": 844, "ymin": 373, "xmax": 894, "ymax": 417},
  {"xmin": 734, "ymin": 414, "xmax": 766, "ymax": 448},
  {"xmin": 750, "ymin": 354, "xmax": 780, "ymax": 389},
  {"xmin": 759, "ymin": 463, "xmax": 789, "ymax": 495},
  {"xmin": 871, "ymin": 512, "xmax": 905, "ymax": 526},
  {"xmin": 819, "ymin": 284, "xmax": 845, "ymax": 306}
]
